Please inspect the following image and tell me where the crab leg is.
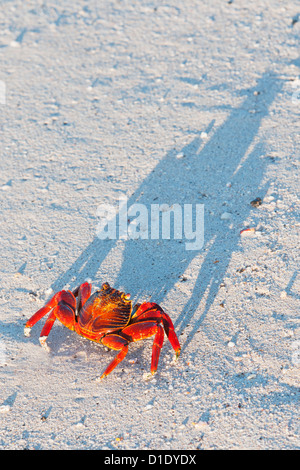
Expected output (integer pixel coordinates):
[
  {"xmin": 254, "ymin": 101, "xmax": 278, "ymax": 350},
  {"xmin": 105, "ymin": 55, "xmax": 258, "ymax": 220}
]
[
  {"xmin": 24, "ymin": 293, "xmax": 60, "ymax": 336},
  {"xmin": 39, "ymin": 311, "xmax": 56, "ymax": 351},
  {"xmin": 100, "ymin": 334, "xmax": 129, "ymax": 379},
  {"xmin": 133, "ymin": 303, "xmax": 181, "ymax": 358},
  {"xmin": 24, "ymin": 290, "xmax": 76, "ymax": 336},
  {"xmin": 150, "ymin": 323, "xmax": 165, "ymax": 374},
  {"xmin": 100, "ymin": 320, "xmax": 167, "ymax": 379},
  {"xmin": 123, "ymin": 320, "xmax": 166, "ymax": 375},
  {"xmin": 161, "ymin": 311, "xmax": 181, "ymax": 358},
  {"xmin": 72, "ymin": 282, "xmax": 92, "ymax": 317}
]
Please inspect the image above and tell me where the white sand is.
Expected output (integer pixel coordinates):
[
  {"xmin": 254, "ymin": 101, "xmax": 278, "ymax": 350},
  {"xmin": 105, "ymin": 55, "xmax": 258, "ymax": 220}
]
[{"xmin": 0, "ymin": 0, "xmax": 299, "ymax": 450}]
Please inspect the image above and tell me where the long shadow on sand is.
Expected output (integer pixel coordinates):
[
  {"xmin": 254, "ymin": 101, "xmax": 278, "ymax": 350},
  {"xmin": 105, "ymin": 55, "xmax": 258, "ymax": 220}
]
[{"xmin": 49, "ymin": 71, "xmax": 282, "ymax": 353}]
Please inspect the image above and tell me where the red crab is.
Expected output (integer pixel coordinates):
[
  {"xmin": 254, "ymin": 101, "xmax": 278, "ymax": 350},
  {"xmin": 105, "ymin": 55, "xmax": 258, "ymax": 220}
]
[{"xmin": 24, "ymin": 282, "xmax": 181, "ymax": 379}]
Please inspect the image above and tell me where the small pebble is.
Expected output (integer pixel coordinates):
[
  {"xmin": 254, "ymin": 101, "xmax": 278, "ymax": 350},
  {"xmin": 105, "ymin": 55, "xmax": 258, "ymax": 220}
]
[
  {"xmin": 44, "ymin": 288, "xmax": 53, "ymax": 296},
  {"xmin": 176, "ymin": 152, "xmax": 184, "ymax": 159},
  {"xmin": 263, "ymin": 195, "xmax": 274, "ymax": 203},
  {"xmin": 0, "ymin": 405, "xmax": 10, "ymax": 413},
  {"xmin": 0, "ymin": 184, "xmax": 11, "ymax": 191},
  {"xmin": 24, "ymin": 327, "xmax": 31, "ymax": 337},
  {"xmin": 250, "ymin": 197, "xmax": 262, "ymax": 207},
  {"xmin": 73, "ymin": 422, "xmax": 85, "ymax": 429},
  {"xmin": 142, "ymin": 372, "xmax": 154, "ymax": 381},
  {"xmin": 292, "ymin": 13, "xmax": 299, "ymax": 26},
  {"xmin": 10, "ymin": 40, "xmax": 20, "ymax": 48},
  {"xmin": 73, "ymin": 351, "xmax": 87, "ymax": 360},
  {"xmin": 128, "ymin": 358, "xmax": 137, "ymax": 364},
  {"xmin": 220, "ymin": 212, "xmax": 232, "ymax": 220},
  {"xmin": 240, "ymin": 227, "xmax": 256, "ymax": 237},
  {"xmin": 193, "ymin": 421, "xmax": 210, "ymax": 431}
]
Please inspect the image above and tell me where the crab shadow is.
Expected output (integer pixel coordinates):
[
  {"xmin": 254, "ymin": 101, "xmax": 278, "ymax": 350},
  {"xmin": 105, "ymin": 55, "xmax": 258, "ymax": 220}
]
[{"xmin": 47, "ymin": 70, "xmax": 281, "ymax": 357}]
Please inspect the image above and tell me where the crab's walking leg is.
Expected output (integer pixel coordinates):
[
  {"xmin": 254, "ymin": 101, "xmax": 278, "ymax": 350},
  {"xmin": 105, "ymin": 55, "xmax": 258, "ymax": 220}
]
[
  {"xmin": 24, "ymin": 290, "xmax": 75, "ymax": 336},
  {"xmin": 161, "ymin": 311, "xmax": 181, "ymax": 358},
  {"xmin": 133, "ymin": 303, "xmax": 181, "ymax": 359},
  {"xmin": 104, "ymin": 320, "xmax": 166, "ymax": 377},
  {"xmin": 24, "ymin": 293, "xmax": 59, "ymax": 336},
  {"xmin": 72, "ymin": 282, "xmax": 92, "ymax": 317},
  {"xmin": 99, "ymin": 335, "xmax": 129, "ymax": 379},
  {"xmin": 151, "ymin": 323, "xmax": 164, "ymax": 375},
  {"xmin": 39, "ymin": 311, "xmax": 56, "ymax": 351},
  {"xmin": 38, "ymin": 302, "xmax": 77, "ymax": 351}
]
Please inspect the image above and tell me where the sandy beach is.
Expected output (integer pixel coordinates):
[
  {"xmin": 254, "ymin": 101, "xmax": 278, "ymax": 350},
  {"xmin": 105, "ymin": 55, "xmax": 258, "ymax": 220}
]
[{"xmin": 0, "ymin": 0, "xmax": 299, "ymax": 450}]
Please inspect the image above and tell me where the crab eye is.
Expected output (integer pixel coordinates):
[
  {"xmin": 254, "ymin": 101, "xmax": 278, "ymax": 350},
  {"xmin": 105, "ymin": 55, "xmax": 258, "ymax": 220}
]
[
  {"xmin": 102, "ymin": 282, "xmax": 110, "ymax": 290},
  {"xmin": 121, "ymin": 292, "xmax": 130, "ymax": 301}
]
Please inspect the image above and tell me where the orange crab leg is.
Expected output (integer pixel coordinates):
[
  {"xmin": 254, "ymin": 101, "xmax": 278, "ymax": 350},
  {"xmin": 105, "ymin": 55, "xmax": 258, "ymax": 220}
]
[
  {"xmin": 24, "ymin": 295, "xmax": 58, "ymax": 331},
  {"xmin": 27, "ymin": 303, "xmax": 77, "ymax": 351},
  {"xmin": 150, "ymin": 323, "xmax": 164, "ymax": 374},
  {"xmin": 72, "ymin": 282, "xmax": 92, "ymax": 316},
  {"xmin": 123, "ymin": 320, "xmax": 166, "ymax": 374},
  {"xmin": 40, "ymin": 310, "xmax": 56, "ymax": 337},
  {"xmin": 24, "ymin": 290, "xmax": 76, "ymax": 336},
  {"xmin": 24, "ymin": 291, "xmax": 72, "ymax": 329},
  {"xmin": 24, "ymin": 282, "xmax": 92, "ymax": 334},
  {"xmin": 38, "ymin": 310, "xmax": 57, "ymax": 350},
  {"xmin": 133, "ymin": 303, "xmax": 181, "ymax": 358},
  {"xmin": 100, "ymin": 320, "xmax": 167, "ymax": 378},
  {"xmin": 122, "ymin": 319, "xmax": 158, "ymax": 340},
  {"xmin": 100, "ymin": 334, "xmax": 129, "ymax": 379},
  {"xmin": 161, "ymin": 312, "xmax": 181, "ymax": 358},
  {"xmin": 53, "ymin": 304, "xmax": 77, "ymax": 331},
  {"xmin": 123, "ymin": 320, "xmax": 165, "ymax": 374}
]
